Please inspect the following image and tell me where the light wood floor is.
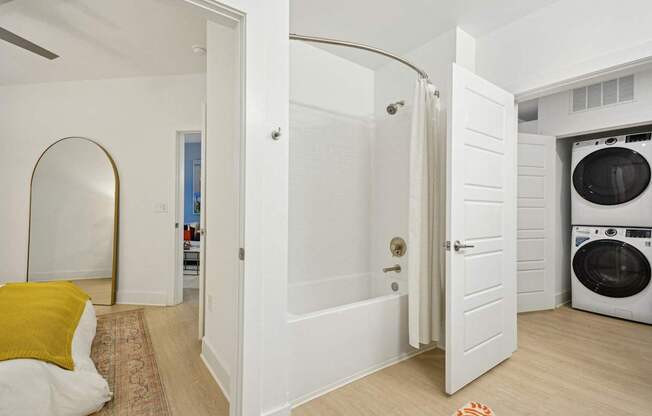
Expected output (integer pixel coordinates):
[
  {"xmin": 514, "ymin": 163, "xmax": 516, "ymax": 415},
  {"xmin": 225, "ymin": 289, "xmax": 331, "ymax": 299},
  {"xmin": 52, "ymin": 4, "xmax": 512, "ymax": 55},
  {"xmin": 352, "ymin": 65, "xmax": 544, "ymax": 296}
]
[
  {"xmin": 96, "ymin": 296, "xmax": 652, "ymax": 416},
  {"xmin": 294, "ymin": 306, "xmax": 652, "ymax": 416},
  {"xmin": 95, "ymin": 289, "xmax": 229, "ymax": 416}
]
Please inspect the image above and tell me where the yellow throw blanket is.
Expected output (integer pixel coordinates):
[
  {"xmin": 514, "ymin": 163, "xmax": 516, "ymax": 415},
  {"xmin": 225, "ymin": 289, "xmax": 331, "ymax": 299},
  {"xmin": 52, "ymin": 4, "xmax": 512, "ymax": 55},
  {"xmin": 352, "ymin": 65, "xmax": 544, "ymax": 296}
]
[{"xmin": 0, "ymin": 281, "xmax": 89, "ymax": 370}]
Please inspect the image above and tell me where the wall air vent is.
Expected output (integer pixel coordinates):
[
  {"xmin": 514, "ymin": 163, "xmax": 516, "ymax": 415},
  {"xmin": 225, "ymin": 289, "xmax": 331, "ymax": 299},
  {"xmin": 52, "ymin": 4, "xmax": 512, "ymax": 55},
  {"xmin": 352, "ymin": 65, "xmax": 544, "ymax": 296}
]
[
  {"xmin": 619, "ymin": 75, "xmax": 635, "ymax": 102},
  {"xmin": 602, "ymin": 79, "xmax": 618, "ymax": 105},
  {"xmin": 572, "ymin": 87, "xmax": 587, "ymax": 112},
  {"xmin": 570, "ymin": 75, "xmax": 635, "ymax": 113},
  {"xmin": 587, "ymin": 83, "xmax": 602, "ymax": 109}
]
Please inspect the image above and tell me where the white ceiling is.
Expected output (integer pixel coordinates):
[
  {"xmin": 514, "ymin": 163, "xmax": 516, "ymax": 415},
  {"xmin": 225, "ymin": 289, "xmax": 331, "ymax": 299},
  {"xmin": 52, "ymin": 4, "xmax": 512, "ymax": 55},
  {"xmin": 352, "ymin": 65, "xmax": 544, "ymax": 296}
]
[
  {"xmin": 0, "ymin": 0, "xmax": 561, "ymax": 85},
  {"xmin": 0, "ymin": 0, "xmax": 209, "ymax": 85},
  {"xmin": 290, "ymin": 0, "xmax": 561, "ymax": 68}
]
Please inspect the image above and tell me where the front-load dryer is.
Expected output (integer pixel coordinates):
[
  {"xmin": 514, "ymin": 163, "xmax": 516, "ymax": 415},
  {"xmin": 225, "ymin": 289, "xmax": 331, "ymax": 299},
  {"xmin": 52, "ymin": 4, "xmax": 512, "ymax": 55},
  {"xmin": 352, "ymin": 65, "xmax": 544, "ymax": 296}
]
[
  {"xmin": 571, "ymin": 132, "xmax": 652, "ymax": 227},
  {"xmin": 571, "ymin": 225, "xmax": 652, "ymax": 324}
]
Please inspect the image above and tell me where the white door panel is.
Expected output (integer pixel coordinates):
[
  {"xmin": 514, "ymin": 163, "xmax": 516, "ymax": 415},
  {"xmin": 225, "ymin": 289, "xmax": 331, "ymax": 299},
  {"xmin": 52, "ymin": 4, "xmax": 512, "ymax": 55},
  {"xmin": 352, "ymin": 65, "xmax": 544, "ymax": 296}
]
[
  {"xmin": 517, "ymin": 133, "xmax": 555, "ymax": 313},
  {"xmin": 446, "ymin": 63, "xmax": 517, "ymax": 394}
]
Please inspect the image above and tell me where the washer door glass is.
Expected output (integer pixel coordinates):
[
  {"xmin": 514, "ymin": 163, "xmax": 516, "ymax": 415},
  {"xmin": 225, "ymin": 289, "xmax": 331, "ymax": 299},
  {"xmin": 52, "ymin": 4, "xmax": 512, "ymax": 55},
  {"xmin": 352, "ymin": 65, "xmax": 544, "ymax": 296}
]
[
  {"xmin": 573, "ymin": 239, "xmax": 651, "ymax": 298},
  {"xmin": 573, "ymin": 147, "xmax": 650, "ymax": 205}
]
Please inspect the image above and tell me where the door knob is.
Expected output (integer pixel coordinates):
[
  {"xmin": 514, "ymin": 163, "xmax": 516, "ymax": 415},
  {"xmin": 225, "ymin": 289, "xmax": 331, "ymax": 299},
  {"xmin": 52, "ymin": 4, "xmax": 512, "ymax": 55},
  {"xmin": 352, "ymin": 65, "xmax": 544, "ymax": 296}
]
[{"xmin": 454, "ymin": 240, "xmax": 474, "ymax": 251}]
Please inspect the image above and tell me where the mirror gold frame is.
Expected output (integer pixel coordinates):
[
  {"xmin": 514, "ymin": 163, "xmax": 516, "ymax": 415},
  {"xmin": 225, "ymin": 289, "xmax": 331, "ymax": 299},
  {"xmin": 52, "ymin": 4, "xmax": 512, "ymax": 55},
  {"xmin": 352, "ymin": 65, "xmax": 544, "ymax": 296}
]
[{"xmin": 26, "ymin": 137, "xmax": 120, "ymax": 306}]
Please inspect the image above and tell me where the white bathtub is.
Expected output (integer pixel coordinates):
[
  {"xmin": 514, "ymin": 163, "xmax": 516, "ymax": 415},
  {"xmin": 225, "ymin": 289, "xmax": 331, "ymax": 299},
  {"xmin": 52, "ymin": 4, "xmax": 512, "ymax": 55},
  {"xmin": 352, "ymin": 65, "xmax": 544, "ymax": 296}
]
[{"xmin": 287, "ymin": 274, "xmax": 432, "ymax": 406}]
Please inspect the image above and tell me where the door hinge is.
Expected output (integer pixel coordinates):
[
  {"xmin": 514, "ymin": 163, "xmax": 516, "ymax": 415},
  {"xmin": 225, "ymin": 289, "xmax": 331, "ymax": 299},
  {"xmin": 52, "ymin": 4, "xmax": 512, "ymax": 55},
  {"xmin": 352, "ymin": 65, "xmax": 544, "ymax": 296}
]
[
  {"xmin": 175, "ymin": 222, "xmax": 179, "ymax": 229},
  {"xmin": 239, "ymin": 248, "xmax": 245, "ymax": 261},
  {"xmin": 443, "ymin": 241, "xmax": 451, "ymax": 251}
]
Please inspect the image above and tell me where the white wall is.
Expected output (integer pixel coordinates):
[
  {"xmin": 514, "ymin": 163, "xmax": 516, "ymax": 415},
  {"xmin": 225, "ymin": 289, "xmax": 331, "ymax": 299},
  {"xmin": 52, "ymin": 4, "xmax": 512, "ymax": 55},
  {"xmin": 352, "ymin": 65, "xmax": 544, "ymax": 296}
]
[
  {"xmin": 537, "ymin": 69, "xmax": 652, "ymax": 137},
  {"xmin": 192, "ymin": 2, "xmax": 289, "ymax": 415},
  {"xmin": 29, "ymin": 138, "xmax": 115, "ymax": 280},
  {"xmin": 0, "ymin": 74, "xmax": 205, "ymax": 305},
  {"xmin": 290, "ymin": 42, "xmax": 375, "ymax": 118},
  {"xmin": 219, "ymin": 1, "xmax": 289, "ymax": 415},
  {"xmin": 476, "ymin": 0, "xmax": 652, "ymax": 95},
  {"xmin": 518, "ymin": 120, "xmax": 539, "ymax": 134},
  {"xmin": 374, "ymin": 27, "xmax": 475, "ymax": 118},
  {"xmin": 374, "ymin": 29, "xmax": 456, "ymax": 118}
]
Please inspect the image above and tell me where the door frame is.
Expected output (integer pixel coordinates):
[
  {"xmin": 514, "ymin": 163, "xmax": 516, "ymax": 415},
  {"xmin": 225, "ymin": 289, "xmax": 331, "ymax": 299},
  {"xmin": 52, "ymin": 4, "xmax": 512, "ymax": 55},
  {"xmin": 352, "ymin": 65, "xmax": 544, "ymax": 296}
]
[
  {"xmin": 177, "ymin": 2, "xmax": 250, "ymax": 416},
  {"xmin": 173, "ymin": 130, "xmax": 203, "ymax": 306}
]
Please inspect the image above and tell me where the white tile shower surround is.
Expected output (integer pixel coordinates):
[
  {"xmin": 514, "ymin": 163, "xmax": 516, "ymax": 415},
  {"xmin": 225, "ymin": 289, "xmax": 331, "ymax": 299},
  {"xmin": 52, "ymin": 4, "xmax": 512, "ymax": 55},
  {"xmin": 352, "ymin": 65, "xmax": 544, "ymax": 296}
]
[
  {"xmin": 289, "ymin": 102, "xmax": 374, "ymax": 286},
  {"xmin": 370, "ymin": 109, "xmax": 412, "ymax": 296},
  {"xmin": 289, "ymin": 102, "xmax": 413, "ymax": 288},
  {"xmin": 288, "ymin": 102, "xmax": 434, "ymax": 407}
]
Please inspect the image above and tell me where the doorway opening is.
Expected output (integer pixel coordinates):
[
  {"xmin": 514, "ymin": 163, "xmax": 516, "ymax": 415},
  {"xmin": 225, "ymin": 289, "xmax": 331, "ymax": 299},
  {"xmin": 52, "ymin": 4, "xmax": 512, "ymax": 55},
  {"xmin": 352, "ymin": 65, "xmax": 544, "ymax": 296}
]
[{"xmin": 175, "ymin": 130, "xmax": 204, "ymax": 307}]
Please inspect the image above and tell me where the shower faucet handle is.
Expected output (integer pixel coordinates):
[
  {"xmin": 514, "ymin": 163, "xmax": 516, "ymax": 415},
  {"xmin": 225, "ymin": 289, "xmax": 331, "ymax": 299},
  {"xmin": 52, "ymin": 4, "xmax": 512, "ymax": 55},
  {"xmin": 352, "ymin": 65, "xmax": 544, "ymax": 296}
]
[{"xmin": 382, "ymin": 264, "xmax": 402, "ymax": 273}]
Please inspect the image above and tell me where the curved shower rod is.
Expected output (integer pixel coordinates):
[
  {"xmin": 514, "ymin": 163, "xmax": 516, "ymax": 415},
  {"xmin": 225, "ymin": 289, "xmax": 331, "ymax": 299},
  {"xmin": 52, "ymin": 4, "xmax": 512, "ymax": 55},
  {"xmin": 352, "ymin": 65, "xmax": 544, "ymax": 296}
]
[{"xmin": 290, "ymin": 33, "xmax": 440, "ymax": 98}]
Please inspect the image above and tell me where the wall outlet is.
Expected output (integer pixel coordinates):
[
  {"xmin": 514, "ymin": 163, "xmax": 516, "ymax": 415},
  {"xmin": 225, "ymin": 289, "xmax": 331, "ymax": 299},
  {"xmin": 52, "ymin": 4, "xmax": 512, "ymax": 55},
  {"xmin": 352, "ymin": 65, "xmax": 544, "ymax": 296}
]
[{"xmin": 207, "ymin": 294, "xmax": 213, "ymax": 312}]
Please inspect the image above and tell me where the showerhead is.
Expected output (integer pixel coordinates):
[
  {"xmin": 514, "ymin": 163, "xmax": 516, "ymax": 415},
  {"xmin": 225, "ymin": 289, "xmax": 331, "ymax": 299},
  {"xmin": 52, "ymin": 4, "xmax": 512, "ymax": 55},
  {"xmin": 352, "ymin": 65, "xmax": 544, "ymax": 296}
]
[{"xmin": 386, "ymin": 100, "xmax": 405, "ymax": 115}]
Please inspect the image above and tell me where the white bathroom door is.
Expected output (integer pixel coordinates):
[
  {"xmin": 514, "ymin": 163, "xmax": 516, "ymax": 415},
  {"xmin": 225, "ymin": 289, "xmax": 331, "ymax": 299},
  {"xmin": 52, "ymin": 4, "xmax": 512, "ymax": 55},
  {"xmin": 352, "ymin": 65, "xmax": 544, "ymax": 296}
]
[
  {"xmin": 517, "ymin": 134, "xmax": 556, "ymax": 312},
  {"xmin": 445, "ymin": 63, "xmax": 517, "ymax": 394}
]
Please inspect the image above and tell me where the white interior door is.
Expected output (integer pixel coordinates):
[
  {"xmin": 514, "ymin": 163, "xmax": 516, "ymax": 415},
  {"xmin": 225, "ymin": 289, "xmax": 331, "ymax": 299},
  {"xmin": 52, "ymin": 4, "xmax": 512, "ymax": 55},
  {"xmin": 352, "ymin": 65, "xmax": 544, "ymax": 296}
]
[
  {"xmin": 445, "ymin": 63, "xmax": 517, "ymax": 394},
  {"xmin": 517, "ymin": 133, "xmax": 556, "ymax": 312},
  {"xmin": 198, "ymin": 102, "xmax": 207, "ymax": 340}
]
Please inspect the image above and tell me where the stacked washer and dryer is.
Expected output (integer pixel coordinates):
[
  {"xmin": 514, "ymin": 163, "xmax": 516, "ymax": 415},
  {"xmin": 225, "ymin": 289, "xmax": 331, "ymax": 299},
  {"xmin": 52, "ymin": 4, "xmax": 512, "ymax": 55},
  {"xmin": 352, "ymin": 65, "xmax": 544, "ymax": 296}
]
[{"xmin": 571, "ymin": 132, "xmax": 652, "ymax": 324}]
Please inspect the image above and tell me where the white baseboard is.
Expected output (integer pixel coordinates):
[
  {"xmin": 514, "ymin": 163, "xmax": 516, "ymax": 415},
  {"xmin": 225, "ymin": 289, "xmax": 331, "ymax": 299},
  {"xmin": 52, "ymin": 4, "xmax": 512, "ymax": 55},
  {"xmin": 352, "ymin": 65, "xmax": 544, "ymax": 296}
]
[
  {"xmin": 116, "ymin": 291, "xmax": 168, "ymax": 306},
  {"xmin": 262, "ymin": 403, "xmax": 292, "ymax": 416},
  {"xmin": 201, "ymin": 338, "xmax": 231, "ymax": 402},
  {"xmin": 555, "ymin": 290, "xmax": 571, "ymax": 307},
  {"xmin": 29, "ymin": 269, "xmax": 112, "ymax": 280},
  {"xmin": 290, "ymin": 344, "xmax": 438, "ymax": 408}
]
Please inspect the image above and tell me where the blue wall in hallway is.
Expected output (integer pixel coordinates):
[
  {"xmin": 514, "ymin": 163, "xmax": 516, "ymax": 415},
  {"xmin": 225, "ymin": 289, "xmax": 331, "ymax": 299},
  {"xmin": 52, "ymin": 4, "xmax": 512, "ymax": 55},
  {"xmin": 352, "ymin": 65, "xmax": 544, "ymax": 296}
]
[{"xmin": 184, "ymin": 137, "xmax": 201, "ymax": 224}]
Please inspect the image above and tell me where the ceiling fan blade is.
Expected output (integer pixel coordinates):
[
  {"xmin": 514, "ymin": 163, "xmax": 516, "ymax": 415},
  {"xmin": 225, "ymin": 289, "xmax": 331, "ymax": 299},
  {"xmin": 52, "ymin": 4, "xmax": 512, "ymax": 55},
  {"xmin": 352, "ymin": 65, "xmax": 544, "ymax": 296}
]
[{"xmin": 0, "ymin": 27, "xmax": 59, "ymax": 60}]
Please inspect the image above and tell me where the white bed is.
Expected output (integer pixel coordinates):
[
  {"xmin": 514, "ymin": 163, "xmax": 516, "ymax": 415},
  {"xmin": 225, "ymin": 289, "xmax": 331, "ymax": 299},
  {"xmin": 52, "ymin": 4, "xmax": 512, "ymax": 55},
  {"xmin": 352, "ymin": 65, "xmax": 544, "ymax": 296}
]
[{"xmin": 0, "ymin": 296, "xmax": 112, "ymax": 416}]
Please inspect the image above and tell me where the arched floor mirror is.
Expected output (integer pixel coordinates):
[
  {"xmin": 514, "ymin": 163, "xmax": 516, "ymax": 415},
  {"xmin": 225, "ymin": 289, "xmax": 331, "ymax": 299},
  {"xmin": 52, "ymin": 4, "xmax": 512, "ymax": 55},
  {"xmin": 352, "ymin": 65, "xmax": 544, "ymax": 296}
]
[{"xmin": 27, "ymin": 137, "xmax": 119, "ymax": 305}]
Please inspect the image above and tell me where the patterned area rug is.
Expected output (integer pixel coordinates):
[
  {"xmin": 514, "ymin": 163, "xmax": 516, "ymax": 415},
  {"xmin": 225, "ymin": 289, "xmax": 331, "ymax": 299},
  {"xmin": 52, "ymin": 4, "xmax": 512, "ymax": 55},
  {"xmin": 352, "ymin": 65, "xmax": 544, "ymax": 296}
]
[{"xmin": 91, "ymin": 309, "xmax": 170, "ymax": 416}]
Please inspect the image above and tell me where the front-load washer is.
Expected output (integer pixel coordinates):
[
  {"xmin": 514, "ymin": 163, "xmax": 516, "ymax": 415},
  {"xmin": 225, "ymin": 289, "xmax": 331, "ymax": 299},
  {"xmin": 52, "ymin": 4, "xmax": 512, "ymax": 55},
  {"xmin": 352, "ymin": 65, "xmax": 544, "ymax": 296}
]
[
  {"xmin": 571, "ymin": 132, "xmax": 652, "ymax": 227},
  {"xmin": 571, "ymin": 225, "xmax": 652, "ymax": 324}
]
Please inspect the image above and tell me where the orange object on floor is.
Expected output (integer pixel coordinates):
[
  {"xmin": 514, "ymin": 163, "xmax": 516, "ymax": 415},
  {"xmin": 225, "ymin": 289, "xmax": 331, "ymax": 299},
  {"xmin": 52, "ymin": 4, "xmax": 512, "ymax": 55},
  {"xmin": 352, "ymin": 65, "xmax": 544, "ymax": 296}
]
[{"xmin": 453, "ymin": 402, "xmax": 495, "ymax": 416}]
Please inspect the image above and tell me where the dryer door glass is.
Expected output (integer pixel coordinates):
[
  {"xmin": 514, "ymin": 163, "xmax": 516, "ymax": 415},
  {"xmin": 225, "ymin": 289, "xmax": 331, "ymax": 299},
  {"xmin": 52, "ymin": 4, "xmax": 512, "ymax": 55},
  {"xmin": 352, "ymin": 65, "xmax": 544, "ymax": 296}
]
[
  {"xmin": 573, "ymin": 148, "xmax": 650, "ymax": 205},
  {"xmin": 573, "ymin": 239, "xmax": 651, "ymax": 298}
]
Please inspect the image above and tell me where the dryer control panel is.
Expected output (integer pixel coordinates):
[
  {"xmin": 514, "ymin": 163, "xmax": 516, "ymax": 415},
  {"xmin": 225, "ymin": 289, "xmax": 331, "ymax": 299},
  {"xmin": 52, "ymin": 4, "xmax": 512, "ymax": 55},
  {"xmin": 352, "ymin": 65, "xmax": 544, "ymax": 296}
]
[
  {"xmin": 626, "ymin": 229, "xmax": 652, "ymax": 238},
  {"xmin": 626, "ymin": 133, "xmax": 652, "ymax": 143},
  {"xmin": 573, "ymin": 131, "xmax": 652, "ymax": 148}
]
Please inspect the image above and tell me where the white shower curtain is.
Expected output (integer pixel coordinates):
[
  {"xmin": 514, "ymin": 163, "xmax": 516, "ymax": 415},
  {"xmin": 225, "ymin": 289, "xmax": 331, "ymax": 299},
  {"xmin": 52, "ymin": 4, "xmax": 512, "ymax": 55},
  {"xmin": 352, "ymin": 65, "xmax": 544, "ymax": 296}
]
[{"xmin": 408, "ymin": 79, "xmax": 443, "ymax": 349}]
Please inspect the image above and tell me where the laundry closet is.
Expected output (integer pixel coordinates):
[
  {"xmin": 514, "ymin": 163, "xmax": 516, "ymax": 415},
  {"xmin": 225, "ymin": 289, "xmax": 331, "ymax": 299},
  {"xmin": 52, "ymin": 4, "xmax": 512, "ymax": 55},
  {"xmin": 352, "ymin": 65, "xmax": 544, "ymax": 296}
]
[{"xmin": 515, "ymin": 67, "xmax": 652, "ymax": 323}]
